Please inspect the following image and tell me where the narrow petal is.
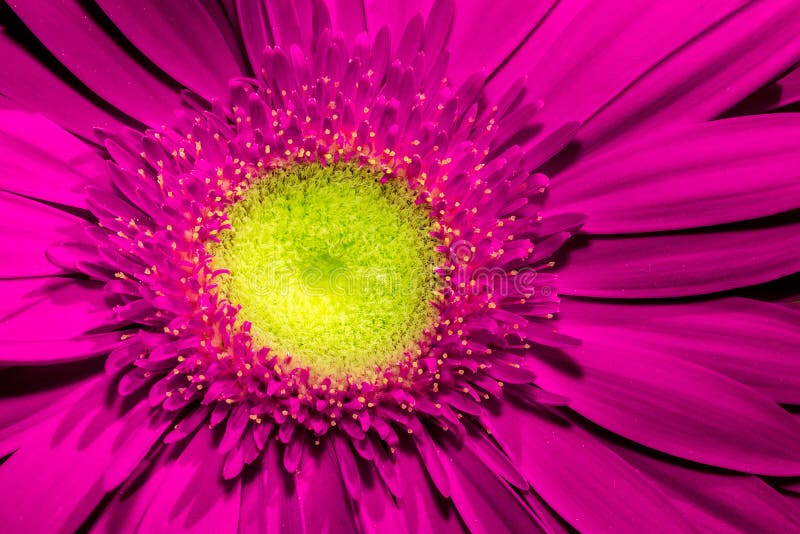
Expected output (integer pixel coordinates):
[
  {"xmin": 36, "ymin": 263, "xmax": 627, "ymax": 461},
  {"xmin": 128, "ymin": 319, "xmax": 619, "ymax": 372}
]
[
  {"xmin": 558, "ymin": 220, "xmax": 800, "ymax": 298},
  {"xmin": 615, "ymin": 445, "xmax": 800, "ymax": 532},
  {"xmin": 0, "ymin": 110, "xmax": 108, "ymax": 208},
  {"xmin": 135, "ymin": 427, "xmax": 241, "ymax": 533},
  {"xmin": 0, "ymin": 333, "xmax": 121, "ymax": 366},
  {"xmin": 8, "ymin": 0, "xmax": 182, "ymax": 126},
  {"xmin": 296, "ymin": 441, "xmax": 359, "ymax": 533},
  {"xmin": 485, "ymin": 403, "xmax": 690, "ymax": 532},
  {"xmin": 394, "ymin": 446, "xmax": 464, "ymax": 534},
  {"xmin": 448, "ymin": 1, "xmax": 556, "ymax": 86},
  {"xmin": 0, "ymin": 379, "xmax": 167, "ymax": 532},
  {"xmin": 363, "ymin": 0, "xmax": 433, "ymax": 38},
  {"xmin": 531, "ymin": 325, "xmax": 800, "ymax": 475},
  {"xmin": 434, "ymin": 432, "xmax": 542, "ymax": 533},
  {"xmin": 0, "ymin": 193, "xmax": 86, "ymax": 277},
  {"xmin": 490, "ymin": 0, "xmax": 800, "ymax": 153},
  {"xmin": 95, "ymin": 0, "xmax": 245, "ymax": 101},
  {"xmin": 0, "ymin": 278, "xmax": 114, "ymax": 339},
  {"xmin": 0, "ymin": 30, "xmax": 129, "ymax": 137},
  {"xmin": 237, "ymin": 0, "xmax": 272, "ymax": 72},
  {"xmin": 560, "ymin": 297, "xmax": 800, "ymax": 404},
  {"xmin": 548, "ymin": 115, "xmax": 800, "ymax": 233}
]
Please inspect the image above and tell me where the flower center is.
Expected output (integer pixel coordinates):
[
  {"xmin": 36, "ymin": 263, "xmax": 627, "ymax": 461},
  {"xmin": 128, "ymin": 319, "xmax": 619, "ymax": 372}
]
[{"xmin": 212, "ymin": 164, "xmax": 439, "ymax": 378}]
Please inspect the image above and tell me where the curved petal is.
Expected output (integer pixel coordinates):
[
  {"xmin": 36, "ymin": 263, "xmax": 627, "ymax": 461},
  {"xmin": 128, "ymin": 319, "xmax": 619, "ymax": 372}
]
[
  {"xmin": 531, "ymin": 323, "xmax": 800, "ymax": 476},
  {"xmin": 560, "ymin": 297, "xmax": 800, "ymax": 404},
  {"xmin": 0, "ymin": 110, "xmax": 108, "ymax": 208},
  {"xmin": 0, "ymin": 380, "xmax": 170, "ymax": 533},
  {"xmin": 8, "ymin": 0, "xmax": 182, "ymax": 127},
  {"xmin": 135, "ymin": 427, "xmax": 241, "ymax": 533},
  {"xmin": 484, "ymin": 402, "xmax": 690, "ymax": 532},
  {"xmin": 434, "ymin": 433, "xmax": 542, "ymax": 533},
  {"xmin": 296, "ymin": 441, "xmax": 360, "ymax": 533},
  {"xmin": 0, "ymin": 278, "xmax": 114, "ymax": 339},
  {"xmin": 557, "ymin": 220, "xmax": 800, "ymax": 298},
  {"xmin": 394, "ymin": 446, "xmax": 465, "ymax": 534},
  {"xmin": 489, "ymin": 0, "xmax": 800, "ymax": 153},
  {"xmin": 237, "ymin": 0, "xmax": 273, "ymax": 72},
  {"xmin": 363, "ymin": 0, "xmax": 433, "ymax": 38},
  {"xmin": 0, "ymin": 30, "xmax": 129, "ymax": 137},
  {"xmin": 0, "ymin": 193, "xmax": 87, "ymax": 277},
  {"xmin": 95, "ymin": 0, "xmax": 244, "ymax": 101},
  {"xmin": 0, "ymin": 333, "xmax": 121, "ymax": 366},
  {"xmin": 548, "ymin": 115, "xmax": 800, "ymax": 233},
  {"xmin": 446, "ymin": 1, "xmax": 556, "ymax": 87},
  {"xmin": 615, "ymin": 445, "xmax": 800, "ymax": 532}
]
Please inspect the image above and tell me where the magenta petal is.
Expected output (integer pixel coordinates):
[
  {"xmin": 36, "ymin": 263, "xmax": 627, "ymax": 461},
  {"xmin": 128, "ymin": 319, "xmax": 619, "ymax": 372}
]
[
  {"xmin": 531, "ymin": 324, "xmax": 800, "ymax": 476},
  {"xmin": 394, "ymin": 446, "xmax": 463, "ymax": 534},
  {"xmin": 491, "ymin": 0, "xmax": 800, "ymax": 153},
  {"xmin": 0, "ymin": 193, "xmax": 86, "ymax": 277},
  {"xmin": 236, "ymin": 0, "xmax": 272, "ymax": 72},
  {"xmin": 135, "ymin": 427, "xmax": 241, "ymax": 533},
  {"xmin": 558, "ymin": 220, "xmax": 800, "ymax": 298},
  {"xmin": 446, "ymin": 1, "xmax": 555, "ymax": 87},
  {"xmin": 363, "ymin": 0, "xmax": 433, "ymax": 39},
  {"xmin": 8, "ymin": 0, "xmax": 182, "ymax": 127},
  {"xmin": 436, "ymin": 435, "xmax": 542, "ymax": 533},
  {"xmin": 0, "ymin": 110, "xmax": 108, "ymax": 208},
  {"xmin": 0, "ymin": 278, "xmax": 113, "ymax": 339},
  {"xmin": 485, "ymin": 403, "xmax": 690, "ymax": 532},
  {"xmin": 0, "ymin": 32, "xmax": 128, "ymax": 137},
  {"xmin": 0, "ymin": 333, "xmax": 121, "ymax": 366},
  {"xmin": 295, "ymin": 441, "xmax": 359, "ymax": 533},
  {"xmin": 0, "ymin": 379, "xmax": 156, "ymax": 532},
  {"xmin": 560, "ymin": 298, "xmax": 800, "ymax": 404},
  {"xmin": 95, "ymin": 0, "xmax": 244, "ymax": 102},
  {"xmin": 549, "ymin": 115, "xmax": 800, "ymax": 233},
  {"xmin": 615, "ymin": 445, "xmax": 800, "ymax": 532}
]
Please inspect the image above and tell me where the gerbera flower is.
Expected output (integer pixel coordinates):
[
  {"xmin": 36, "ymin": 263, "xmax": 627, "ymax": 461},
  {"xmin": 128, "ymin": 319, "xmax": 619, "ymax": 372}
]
[{"xmin": 2, "ymin": 0, "xmax": 800, "ymax": 531}]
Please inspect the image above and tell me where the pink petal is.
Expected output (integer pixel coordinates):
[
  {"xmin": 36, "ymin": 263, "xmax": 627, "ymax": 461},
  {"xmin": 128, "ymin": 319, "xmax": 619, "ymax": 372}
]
[
  {"xmin": 95, "ymin": 0, "xmax": 245, "ymax": 101},
  {"xmin": 8, "ymin": 0, "xmax": 182, "ymax": 127},
  {"xmin": 485, "ymin": 403, "xmax": 690, "ymax": 532},
  {"xmin": 531, "ymin": 324, "xmax": 800, "ymax": 475},
  {"xmin": 0, "ymin": 32, "xmax": 127, "ymax": 137},
  {"xmin": 549, "ymin": 115, "xmax": 800, "ymax": 233},
  {"xmin": 0, "ymin": 193, "xmax": 86, "ymax": 277},
  {"xmin": 0, "ymin": 110, "xmax": 108, "ymax": 208},
  {"xmin": 560, "ymin": 297, "xmax": 800, "ymax": 404},
  {"xmin": 558, "ymin": 220, "xmax": 800, "ymax": 298}
]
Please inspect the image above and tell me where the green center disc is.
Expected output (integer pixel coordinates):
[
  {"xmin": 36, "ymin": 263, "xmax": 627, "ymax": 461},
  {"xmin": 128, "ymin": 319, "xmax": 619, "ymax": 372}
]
[{"xmin": 212, "ymin": 164, "xmax": 439, "ymax": 378}]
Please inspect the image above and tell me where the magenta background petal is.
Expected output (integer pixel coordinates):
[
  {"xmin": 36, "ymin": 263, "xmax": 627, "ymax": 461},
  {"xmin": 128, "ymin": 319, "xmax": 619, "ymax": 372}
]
[
  {"xmin": 0, "ymin": 333, "xmax": 122, "ymax": 366},
  {"xmin": 363, "ymin": 0, "xmax": 433, "ymax": 38},
  {"xmin": 531, "ymin": 326, "xmax": 800, "ymax": 475},
  {"xmin": 8, "ymin": 0, "xmax": 182, "ymax": 127},
  {"xmin": 135, "ymin": 427, "xmax": 241, "ymax": 533},
  {"xmin": 486, "ymin": 402, "xmax": 690, "ymax": 532},
  {"xmin": 0, "ymin": 278, "xmax": 114, "ymax": 339},
  {"xmin": 395, "ymin": 447, "xmax": 464, "ymax": 533},
  {"xmin": 237, "ymin": 0, "xmax": 272, "ymax": 71},
  {"xmin": 0, "ymin": 110, "xmax": 107, "ymax": 208},
  {"xmin": 0, "ymin": 193, "xmax": 86, "ymax": 277},
  {"xmin": 548, "ymin": 115, "xmax": 800, "ymax": 233},
  {"xmin": 560, "ymin": 298, "xmax": 800, "ymax": 404},
  {"xmin": 558, "ymin": 221, "xmax": 800, "ymax": 298},
  {"xmin": 0, "ymin": 380, "xmax": 161, "ymax": 532},
  {"xmin": 94, "ymin": 0, "xmax": 245, "ymax": 101},
  {"xmin": 0, "ymin": 32, "xmax": 129, "ymax": 137},
  {"xmin": 446, "ymin": 1, "xmax": 555, "ymax": 86},
  {"xmin": 490, "ymin": 0, "xmax": 800, "ymax": 151},
  {"xmin": 616, "ymin": 446, "xmax": 800, "ymax": 532}
]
